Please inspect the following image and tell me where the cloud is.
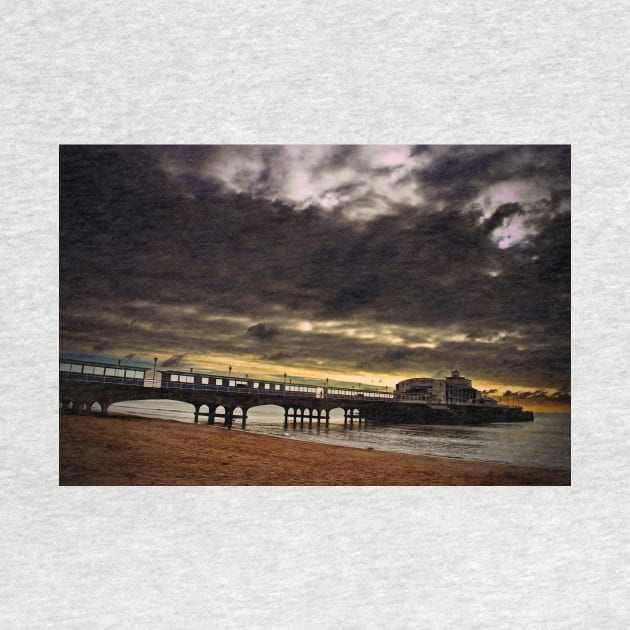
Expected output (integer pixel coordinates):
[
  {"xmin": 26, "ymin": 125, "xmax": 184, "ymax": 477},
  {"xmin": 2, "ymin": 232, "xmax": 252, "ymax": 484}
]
[
  {"xmin": 413, "ymin": 145, "xmax": 570, "ymax": 207},
  {"xmin": 247, "ymin": 323, "xmax": 280, "ymax": 340},
  {"xmin": 484, "ymin": 202, "xmax": 523, "ymax": 234},
  {"xmin": 501, "ymin": 389, "xmax": 571, "ymax": 404},
  {"xmin": 161, "ymin": 354, "xmax": 187, "ymax": 368},
  {"xmin": 262, "ymin": 352, "xmax": 293, "ymax": 361},
  {"xmin": 60, "ymin": 145, "xmax": 570, "ymax": 391}
]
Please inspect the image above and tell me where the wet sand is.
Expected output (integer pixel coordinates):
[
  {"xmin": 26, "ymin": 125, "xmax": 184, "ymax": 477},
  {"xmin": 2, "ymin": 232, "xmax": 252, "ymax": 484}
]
[{"xmin": 59, "ymin": 414, "xmax": 570, "ymax": 486}]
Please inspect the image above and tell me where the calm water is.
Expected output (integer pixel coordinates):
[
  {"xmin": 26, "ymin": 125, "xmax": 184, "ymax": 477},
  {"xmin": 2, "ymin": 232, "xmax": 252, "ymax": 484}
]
[{"xmin": 106, "ymin": 400, "xmax": 570, "ymax": 470}]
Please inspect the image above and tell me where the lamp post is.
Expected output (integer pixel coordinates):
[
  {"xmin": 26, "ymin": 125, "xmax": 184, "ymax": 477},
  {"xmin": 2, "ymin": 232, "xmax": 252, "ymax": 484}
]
[
  {"xmin": 153, "ymin": 357, "xmax": 158, "ymax": 382},
  {"xmin": 228, "ymin": 365, "xmax": 232, "ymax": 380}
]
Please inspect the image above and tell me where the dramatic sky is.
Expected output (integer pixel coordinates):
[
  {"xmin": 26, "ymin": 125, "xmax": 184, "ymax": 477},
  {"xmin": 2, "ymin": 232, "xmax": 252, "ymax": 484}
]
[{"xmin": 60, "ymin": 145, "xmax": 570, "ymax": 410}]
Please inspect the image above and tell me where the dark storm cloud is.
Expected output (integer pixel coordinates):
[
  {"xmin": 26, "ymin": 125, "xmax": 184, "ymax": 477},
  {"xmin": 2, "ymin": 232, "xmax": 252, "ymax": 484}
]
[
  {"xmin": 60, "ymin": 145, "xmax": 570, "ymax": 389},
  {"xmin": 161, "ymin": 354, "xmax": 187, "ymax": 368},
  {"xmin": 413, "ymin": 145, "xmax": 570, "ymax": 205},
  {"xmin": 247, "ymin": 323, "xmax": 280, "ymax": 340},
  {"xmin": 381, "ymin": 348, "xmax": 416, "ymax": 363},
  {"xmin": 501, "ymin": 390, "xmax": 571, "ymax": 404},
  {"xmin": 484, "ymin": 202, "xmax": 523, "ymax": 234},
  {"xmin": 263, "ymin": 352, "xmax": 293, "ymax": 361},
  {"xmin": 323, "ymin": 181, "xmax": 366, "ymax": 198}
]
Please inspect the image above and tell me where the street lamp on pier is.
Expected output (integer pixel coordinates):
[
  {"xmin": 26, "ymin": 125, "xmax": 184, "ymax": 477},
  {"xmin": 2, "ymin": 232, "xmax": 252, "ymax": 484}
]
[{"xmin": 153, "ymin": 357, "xmax": 158, "ymax": 381}]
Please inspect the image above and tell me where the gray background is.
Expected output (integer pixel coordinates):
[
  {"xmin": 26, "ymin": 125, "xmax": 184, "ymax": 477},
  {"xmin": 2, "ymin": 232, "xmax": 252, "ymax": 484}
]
[{"xmin": 2, "ymin": 1, "xmax": 628, "ymax": 627}]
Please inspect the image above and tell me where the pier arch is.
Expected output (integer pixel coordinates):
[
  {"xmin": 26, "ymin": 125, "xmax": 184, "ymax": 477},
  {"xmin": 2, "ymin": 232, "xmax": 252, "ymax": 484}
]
[
  {"xmin": 214, "ymin": 405, "xmax": 229, "ymax": 427},
  {"xmin": 107, "ymin": 399, "xmax": 196, "ymax": 422},
  {"xmin": 327, "ymin": 407, "xmax": 345, "ymax": 424},
  {"xmin": 232, "ymin": 406, "xmax": 247, "ymax": 429},
  {"xmin": 245, "ymin": 403, "xmax": 287, "ymax": 425}
]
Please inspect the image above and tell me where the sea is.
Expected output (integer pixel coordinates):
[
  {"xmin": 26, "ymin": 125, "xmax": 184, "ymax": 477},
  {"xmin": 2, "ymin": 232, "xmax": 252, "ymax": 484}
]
[{"xmin": 106, "ymin": 399, "xmax": 571, "ymax": 470}]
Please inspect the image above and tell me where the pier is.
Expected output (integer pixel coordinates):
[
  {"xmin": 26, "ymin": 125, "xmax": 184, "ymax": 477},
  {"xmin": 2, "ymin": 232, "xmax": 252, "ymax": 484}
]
[{"xmin": 59, "ymin": 359, "xmax": 533, "ymax": 428}]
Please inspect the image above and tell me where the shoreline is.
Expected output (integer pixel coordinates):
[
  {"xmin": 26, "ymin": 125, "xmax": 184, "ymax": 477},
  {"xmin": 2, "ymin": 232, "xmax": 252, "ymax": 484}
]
[
  {"xmin": 109, "ymin": 410, "xmax": 569, "ymax": 472},
  {"xmin": 59, "ymin": 414, "xmax": 571, "ymax": 486}
]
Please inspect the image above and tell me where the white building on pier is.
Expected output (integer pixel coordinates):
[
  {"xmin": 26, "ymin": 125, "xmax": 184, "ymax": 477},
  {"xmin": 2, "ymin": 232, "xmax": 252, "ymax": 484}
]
[{"xmin": 395, "ymin": 370, "xmax": 498, "ymax": 406}]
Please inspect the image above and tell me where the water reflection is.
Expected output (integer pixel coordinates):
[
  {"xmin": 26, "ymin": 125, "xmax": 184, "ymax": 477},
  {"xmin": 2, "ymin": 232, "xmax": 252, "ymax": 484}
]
[{"xmin": 246, "ymin": 407, "xmax": 570, "ymax": 470}]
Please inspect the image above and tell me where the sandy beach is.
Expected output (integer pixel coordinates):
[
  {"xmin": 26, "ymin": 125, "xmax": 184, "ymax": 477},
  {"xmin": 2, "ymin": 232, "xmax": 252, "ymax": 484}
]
[{"xmin": 59, "ymin": 414, "xmax": 570, "ymax": 485}]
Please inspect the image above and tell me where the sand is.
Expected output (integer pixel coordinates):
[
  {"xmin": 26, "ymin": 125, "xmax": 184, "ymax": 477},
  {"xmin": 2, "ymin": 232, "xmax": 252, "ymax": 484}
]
[{"xmin": 59, "ymin": 414, "xmax": 570, "ymax": 486}]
